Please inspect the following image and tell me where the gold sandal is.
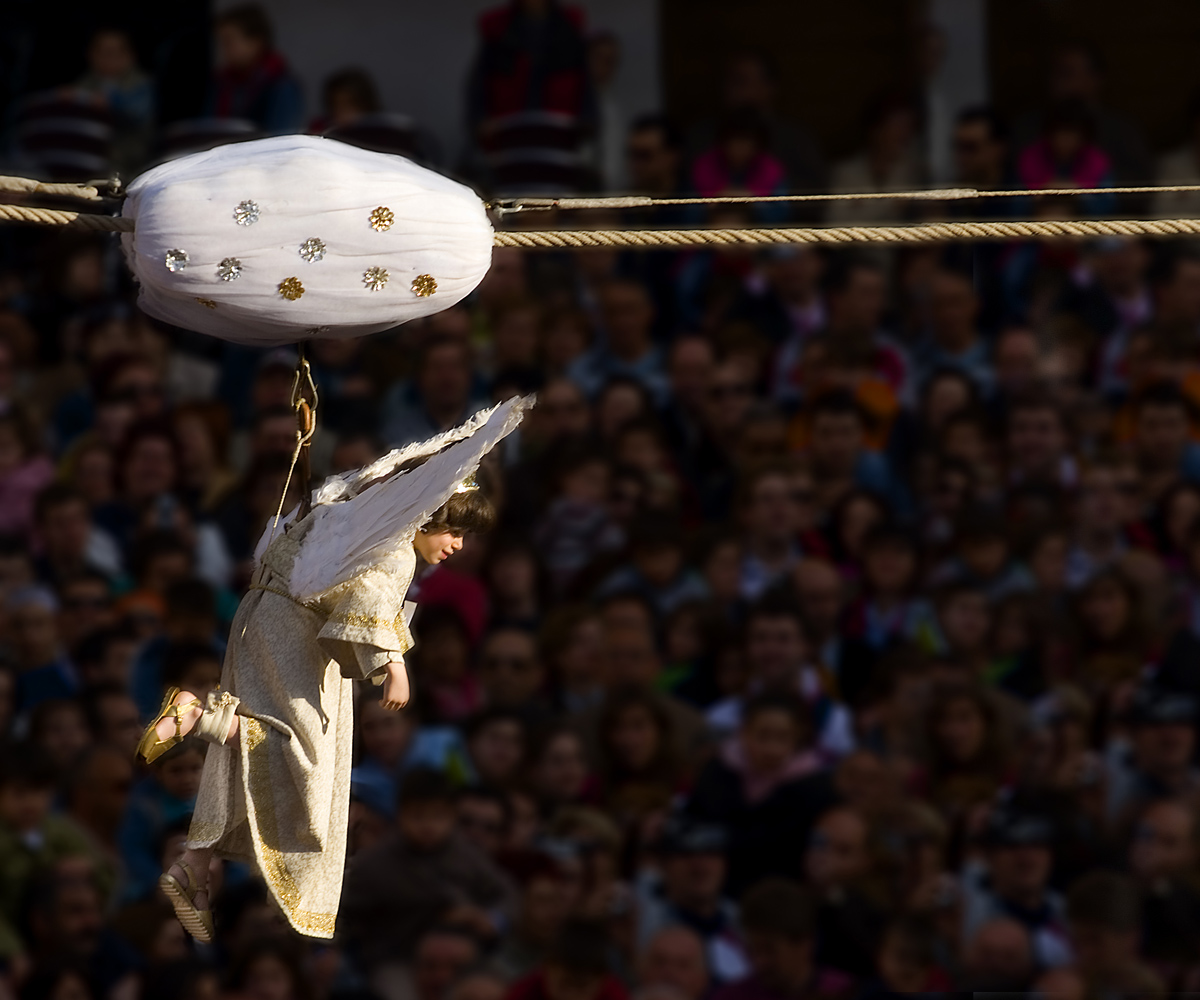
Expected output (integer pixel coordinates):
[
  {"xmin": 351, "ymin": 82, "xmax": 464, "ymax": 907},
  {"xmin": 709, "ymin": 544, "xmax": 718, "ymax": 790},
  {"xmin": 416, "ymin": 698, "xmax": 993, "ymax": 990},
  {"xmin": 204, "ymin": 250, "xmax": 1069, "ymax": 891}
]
[
  {"xmin": 137, "ymin": 687, "xmax": 201, "ymax": 763},
  {"xmin": 159, "ymin": 859, "xmax": 214, "ymax": 942}
]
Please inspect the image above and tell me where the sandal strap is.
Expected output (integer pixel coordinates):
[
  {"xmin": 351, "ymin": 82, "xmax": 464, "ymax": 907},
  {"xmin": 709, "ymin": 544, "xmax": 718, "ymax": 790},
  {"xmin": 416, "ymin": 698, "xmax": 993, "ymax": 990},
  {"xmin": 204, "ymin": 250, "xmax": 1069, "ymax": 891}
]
[
  {"xmin": 168, "ymin": 699, "xmax": 201, "ymax": 739},
  {"xmin": 175, "ymin": 860, "xmax": 197, "ymax": 897},
  {"xmin": 168, "ymin": 699, "xmax": 202, "ymax": 718}
]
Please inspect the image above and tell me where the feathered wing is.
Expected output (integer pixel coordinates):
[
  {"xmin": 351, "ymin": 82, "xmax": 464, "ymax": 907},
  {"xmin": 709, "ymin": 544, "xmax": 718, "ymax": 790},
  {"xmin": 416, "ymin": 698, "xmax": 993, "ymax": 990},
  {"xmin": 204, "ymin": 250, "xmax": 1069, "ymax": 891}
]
[{"xmin": 285, "ymin": 395, "xmax": 532, "ymax": 602}]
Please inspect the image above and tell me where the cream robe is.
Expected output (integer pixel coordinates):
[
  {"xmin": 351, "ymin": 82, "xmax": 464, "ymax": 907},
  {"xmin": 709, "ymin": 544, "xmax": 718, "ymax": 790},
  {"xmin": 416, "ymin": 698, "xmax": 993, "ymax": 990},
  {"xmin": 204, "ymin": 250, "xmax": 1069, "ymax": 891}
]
[{"xmin": 187, "ymin": 518, "xmax": 417, "ymax": 938}]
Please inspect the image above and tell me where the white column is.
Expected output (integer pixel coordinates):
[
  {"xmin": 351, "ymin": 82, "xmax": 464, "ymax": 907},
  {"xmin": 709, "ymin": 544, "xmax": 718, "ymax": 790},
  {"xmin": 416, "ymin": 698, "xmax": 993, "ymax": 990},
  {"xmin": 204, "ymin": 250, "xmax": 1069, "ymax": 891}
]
[{"xmin": 927, "ymin": 0, "xmax": 989, "ymax": 183}]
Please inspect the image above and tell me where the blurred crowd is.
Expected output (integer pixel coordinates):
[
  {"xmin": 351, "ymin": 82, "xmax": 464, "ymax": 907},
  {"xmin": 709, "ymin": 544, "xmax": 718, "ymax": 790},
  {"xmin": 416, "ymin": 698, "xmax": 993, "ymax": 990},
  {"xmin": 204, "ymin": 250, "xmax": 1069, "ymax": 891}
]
[{"xmin": 6, "ymin": 4, "xmax": 1200, "ymax": 1000}]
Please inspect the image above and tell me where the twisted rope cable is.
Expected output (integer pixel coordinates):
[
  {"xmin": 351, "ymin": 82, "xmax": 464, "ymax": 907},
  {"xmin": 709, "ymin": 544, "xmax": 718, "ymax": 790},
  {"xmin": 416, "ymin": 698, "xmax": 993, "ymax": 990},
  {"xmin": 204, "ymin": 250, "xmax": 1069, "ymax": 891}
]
[
  {"xmin": 0, "ymin": 202, "xmax": 132, "ymax": 230},
  {"xmin": 0, "ymin": 175, "xmax": 100, "ymax": 199},
  {"xmin": 492, "ymin": 217, "xmax": 1200, "ymax": 248}
]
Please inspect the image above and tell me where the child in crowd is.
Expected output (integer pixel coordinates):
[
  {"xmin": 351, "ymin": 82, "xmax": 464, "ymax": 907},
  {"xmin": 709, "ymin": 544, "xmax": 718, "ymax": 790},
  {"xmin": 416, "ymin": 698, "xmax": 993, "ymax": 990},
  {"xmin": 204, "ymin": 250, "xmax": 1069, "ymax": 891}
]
[
  {"xmin": 119, "ymin": 738, "xmax": 205, "ymax": 902},
  {"xmin": 414, "ymin": 607, "xmax": 484, "ymax": 724},
  {"xmin": 0, "ymin": 747, "xmax": 96, "ymax": 961},
  {"xmin": 339, "ymin": 769, "xmax": 516, "ymax": 969},
  {"xmin": 595, "ymin": 515, "xmax": 708, "ymax": 618},
  {"xmin": 845, "ymin": 525, "xmax": 937, "ymax": 652},
  {"xmin": 0, "ymin": 409, "xmax": 55, "ymax": 538},
  {"xmin": 74, "ymin": 28, "xmax": 155, "ymax": 175},
  {"xmin": 688, "ymin": 693, "xmax": 832, "ymax": 895}
]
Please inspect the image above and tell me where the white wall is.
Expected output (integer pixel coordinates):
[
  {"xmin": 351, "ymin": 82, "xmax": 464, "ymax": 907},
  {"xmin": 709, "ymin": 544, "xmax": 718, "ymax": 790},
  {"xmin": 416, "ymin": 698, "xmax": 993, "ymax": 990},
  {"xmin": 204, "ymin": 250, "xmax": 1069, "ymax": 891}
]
[{"xmin": 220, "ymin": 0, "xmax": 662, "ymax": 167}]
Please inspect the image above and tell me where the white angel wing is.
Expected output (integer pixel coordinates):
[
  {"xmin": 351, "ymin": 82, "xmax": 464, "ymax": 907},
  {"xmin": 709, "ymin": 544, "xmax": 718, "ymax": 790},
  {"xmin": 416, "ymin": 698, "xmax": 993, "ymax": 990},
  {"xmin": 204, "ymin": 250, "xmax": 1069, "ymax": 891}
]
[{"xmin": 283, "ymin": 395, "xmax": 531, "ymax": 601}]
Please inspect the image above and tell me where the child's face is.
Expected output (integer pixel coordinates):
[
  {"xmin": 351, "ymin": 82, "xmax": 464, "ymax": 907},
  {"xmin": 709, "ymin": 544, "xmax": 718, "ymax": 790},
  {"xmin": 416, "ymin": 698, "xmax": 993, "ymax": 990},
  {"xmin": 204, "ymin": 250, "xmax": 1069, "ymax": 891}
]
[
  {"xmin": 0, "ymin": 782, "xmax": 53, "ymax": 833},
  {"xmin": 960, "ymin": 536, "xmax": 1007, "ymax": 579},
  {"xmin": 561, "ymin": 462, "xmax": 608, "ymax": 505},
  {"xmin": 38, "ymin": 706, "xmax": 90, "ymax": 767},
  {"xmin": 360, "ymin": 699, "xmax": 414, "ymax": 767},
  {"xmin": 609, "ymin": 705, "xmax": 659, "ymax": 770},
  {"xmin": 89, "ymin": 32, "xmax": 135, "ymax": 78},
  {"xmin": 543, "ymin": 319, "xmax": 588, "ymax": 368},
  {"xmin": 721, "ymin": 134, "xmax": 761, "ymax": 173},
  {"xmin": 878, "ymin": 936, "xmax": 927, "ymax": 994},
  {"xmin": 935, "ymin": 698, "xmax": 986, "ymax": 761},
  {"xmin": 940, "ymin": 593, "xmax": 991, "ymax": 652},
  {"xmin": 616, "ymin": 430, "xmax": 662, "ymax": 472},
  {"xmin": 1048, "ymin": 126, "xmax": 1086, "ymax": 165},
  {"xmin": 421, "ymin": 629, "xmax": 469, "ymax": 682},
  {"xmin": 398, "ymin": 801, "xmax": 457, "ymax": 853},
  {"xmin": 158, "ymin": 750, "xmax": 205, "ymax": 801},
  {"xmin": 469, "ymin": 720, "xmax": 524, "ymax": 782},
  {"xmin": 740, "ymin": 709, "xmax": 800, "ymax": 775},
  {"xmin": 864, "ymin": 545, "xmax": 915, "ymax": 595},
  {"xmin": 634, "ymin": 544, "xmax": 682, "ymax": 587},
  {"xmin": 1031, "ymin": 534, "xmax": 1068, "ymax": 590}
]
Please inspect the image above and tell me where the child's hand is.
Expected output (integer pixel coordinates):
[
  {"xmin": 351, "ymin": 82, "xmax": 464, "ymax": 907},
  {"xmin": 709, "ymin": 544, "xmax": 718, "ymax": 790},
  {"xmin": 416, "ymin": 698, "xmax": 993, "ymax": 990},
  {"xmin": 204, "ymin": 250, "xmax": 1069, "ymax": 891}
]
[{"xmin": 382, "ymin": 660, "xmax": 409, "ymax": 711}]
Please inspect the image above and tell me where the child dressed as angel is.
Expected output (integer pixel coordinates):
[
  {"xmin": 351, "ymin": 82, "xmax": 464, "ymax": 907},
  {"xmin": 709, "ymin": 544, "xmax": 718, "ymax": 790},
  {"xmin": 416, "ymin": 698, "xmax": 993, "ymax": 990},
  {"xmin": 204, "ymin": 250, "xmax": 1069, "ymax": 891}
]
[{"xmin": 135, "ymin": 397, "xmax": 529, "ymax": 942}]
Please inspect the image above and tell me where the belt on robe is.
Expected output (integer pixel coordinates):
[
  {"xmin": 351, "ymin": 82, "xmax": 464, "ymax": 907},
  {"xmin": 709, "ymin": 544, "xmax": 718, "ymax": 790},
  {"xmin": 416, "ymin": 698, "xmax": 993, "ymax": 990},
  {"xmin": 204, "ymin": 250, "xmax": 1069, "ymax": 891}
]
[{"xmin": 248, "ymin": 581, "xmax": 323, "ymax": 616}]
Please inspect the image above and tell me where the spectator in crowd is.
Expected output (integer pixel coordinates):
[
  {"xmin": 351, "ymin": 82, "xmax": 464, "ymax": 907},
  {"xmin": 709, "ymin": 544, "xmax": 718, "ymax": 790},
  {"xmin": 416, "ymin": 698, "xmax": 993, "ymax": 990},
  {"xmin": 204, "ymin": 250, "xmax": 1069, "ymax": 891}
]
[
  {"xmin": 960, "ymin": 798, "xmax": 1072, "ymax": 969},
  {"xmin": 382, "ymin": 337, "xmax": 490, "ymax": 447},
  {"xmin": 340, "ymin": 769, "xmax": 517, "ymax": 971},
  {"xmin": 1014, "ymin": 41, "xmax": 1151, "ymax": 188},
  {"xmin": 828, "ymin": 95, "xmax": 924, "ymax": 227},
  {"xmin": 687, "ymin": 50, "xmax": 825, "ymax": 197},
  {"xmin": 636, "ymin": 926, "xmax": 709, "ymax": 1000},
  {"xmin": 314, "ymin": 67, "xmax": 382, "ymax": 132},
  {"xmin": 715, "ymin": 879, "xmax": 852, "ymax": 1000},
  {"xmin": 465, "ymin": 0, "xmax": 596, "ymax": 192},
  {"xmin": 634, "ymin": 817, "xmax": 747, "ymax": 983},
  {"xmin": 74, "ymin": 29, "xmax": 155, "ymax": 176},
  {"xmin": 208, "ymin": 4, "xmax": 305, "ymax": 134}
]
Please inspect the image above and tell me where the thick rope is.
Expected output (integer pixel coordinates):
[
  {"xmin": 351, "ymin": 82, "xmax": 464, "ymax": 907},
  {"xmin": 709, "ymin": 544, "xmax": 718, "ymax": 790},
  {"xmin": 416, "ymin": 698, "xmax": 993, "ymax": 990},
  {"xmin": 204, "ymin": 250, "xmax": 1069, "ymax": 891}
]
[
  {"xmin": 0, "ymin": 175, "xmax": 100, "ymax": 200},
  {"xmin": 497, "ymin": 184, "xmax": 1200, "ymax": 213},
  {"xmin": 493, "ymin": 217, "xmax": 1200, "ymax": 249},
  {"xmin": 0, "ymin": 202, "xmax": 132, "ymax": 231}
]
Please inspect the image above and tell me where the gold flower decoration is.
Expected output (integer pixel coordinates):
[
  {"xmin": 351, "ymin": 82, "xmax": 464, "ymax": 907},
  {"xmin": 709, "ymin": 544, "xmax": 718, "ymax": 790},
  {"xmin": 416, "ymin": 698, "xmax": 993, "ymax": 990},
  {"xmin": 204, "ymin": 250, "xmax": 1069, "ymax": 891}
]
[
  {"xmin": 195, "ymin": 297, "xmax": 218, "ymax": 309},
  {"xmin": 369, "ymin": 206, "xmax": 394, "ymax": 232},
  {"xmin": 411, "ymin": 274, "xmax": 437, "ymax": 298},
  {"xmin": 363, "ymin": 266, "xmax": 389, "ymax": 291},
  {"xmin": 278, "ymin": 277, "xmax": 305, "ymax": 301}
]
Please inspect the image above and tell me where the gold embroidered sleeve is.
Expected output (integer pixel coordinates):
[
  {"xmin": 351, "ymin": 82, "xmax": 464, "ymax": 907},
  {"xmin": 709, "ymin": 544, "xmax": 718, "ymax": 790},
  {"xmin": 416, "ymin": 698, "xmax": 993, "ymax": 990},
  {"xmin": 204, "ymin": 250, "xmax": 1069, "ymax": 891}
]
[{"xmin": 316, "ymin": 571, "xmax": 412, "ymax": 680}]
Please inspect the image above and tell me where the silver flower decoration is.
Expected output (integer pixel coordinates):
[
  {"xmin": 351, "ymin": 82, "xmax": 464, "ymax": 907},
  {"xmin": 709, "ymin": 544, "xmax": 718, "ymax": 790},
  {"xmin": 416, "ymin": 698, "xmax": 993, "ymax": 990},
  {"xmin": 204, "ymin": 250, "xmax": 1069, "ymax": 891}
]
[
  {"xmin": 164, "ymin": 249, "xmax": 189, "ymax": 272},
  {"xmin": 233, "ymin": 200, "xmax": 260, "ymax": 225},
  {"xmin": 298, "ymin": 238, "xmax": 327, "ymax": 263},
  {"xmin": 217, "ymin": 257, "xmax": 242, "ymax": 281},
  {"xmin": 362, "ymin": 266, "xmax": 389, "ymax": 291}
]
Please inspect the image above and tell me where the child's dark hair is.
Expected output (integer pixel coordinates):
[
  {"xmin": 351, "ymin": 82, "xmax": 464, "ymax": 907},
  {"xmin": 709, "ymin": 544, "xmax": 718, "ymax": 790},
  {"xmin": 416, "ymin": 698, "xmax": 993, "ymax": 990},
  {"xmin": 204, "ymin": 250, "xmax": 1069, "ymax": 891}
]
[
  {"xmin": 156, "ymin": 814, "xmax": 195, "ymax": 858},
  {"xmin": 154, "ymin": 736, "xmax": 206, "ymax": 768},
  {"xmin": 399, "ymin": 767, "xmax": 457, "ymax": 808},
  {"xmin": 464, "ymin": 706, "xmax": 527, "ymax": 742},
  {"xmin": 161, "ymin": 641, "xmax": 222, "ymax": 687},
  {"xmin": 424, "ymin": 486, "xmax": 495, "ymax": 536}
]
